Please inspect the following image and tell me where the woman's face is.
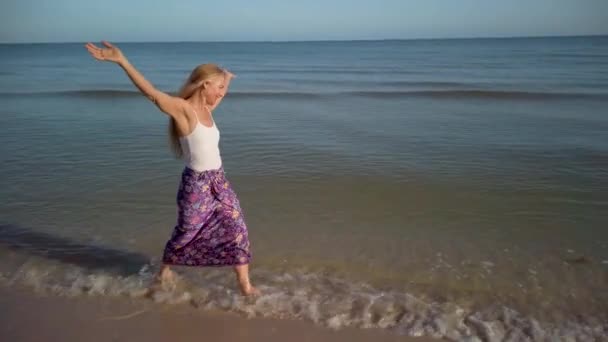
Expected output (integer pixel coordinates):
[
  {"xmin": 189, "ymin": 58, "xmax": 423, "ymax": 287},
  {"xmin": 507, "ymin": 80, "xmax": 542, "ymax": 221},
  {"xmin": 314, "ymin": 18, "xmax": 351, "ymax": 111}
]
[{"xmin": 202, "ymin": 74, "xmax": 226, "ymax": 106}]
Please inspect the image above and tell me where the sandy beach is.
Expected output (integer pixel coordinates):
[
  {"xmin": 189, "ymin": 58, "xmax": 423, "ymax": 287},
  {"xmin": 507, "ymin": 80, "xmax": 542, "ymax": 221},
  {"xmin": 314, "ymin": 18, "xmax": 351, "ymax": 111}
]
[{"xmin": 0, "ymin": 286, "xmax": 442, "ymax": 342}]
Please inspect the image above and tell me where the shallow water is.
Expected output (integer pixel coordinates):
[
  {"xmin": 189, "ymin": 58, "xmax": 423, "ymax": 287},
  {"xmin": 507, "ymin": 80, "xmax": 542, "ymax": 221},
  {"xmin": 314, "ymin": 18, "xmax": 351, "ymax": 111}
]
[{"xmin": 1, "ymin": 37, "xmax": 607, "ymax": 340}]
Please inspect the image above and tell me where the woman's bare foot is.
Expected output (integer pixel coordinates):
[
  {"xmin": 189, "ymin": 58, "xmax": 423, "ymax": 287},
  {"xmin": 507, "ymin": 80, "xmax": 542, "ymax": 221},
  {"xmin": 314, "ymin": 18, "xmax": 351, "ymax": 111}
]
[
  {"xmin": 159, "ymin": 266, "xmax": 177, "ymax": 284},
  {"xmin": 146, "ymin": 265, "xmax": 178, "ymax": 296},
  {"xmin": 240, "ymin": 284, "xmax": 261, "ymax": 297}
]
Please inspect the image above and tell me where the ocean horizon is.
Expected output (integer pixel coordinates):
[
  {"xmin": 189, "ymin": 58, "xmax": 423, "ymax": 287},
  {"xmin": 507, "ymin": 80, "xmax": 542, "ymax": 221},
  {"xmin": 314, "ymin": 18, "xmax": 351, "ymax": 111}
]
[{"xmin": 3, "ymin": 33, "xmax": 607, "ymax": 44}]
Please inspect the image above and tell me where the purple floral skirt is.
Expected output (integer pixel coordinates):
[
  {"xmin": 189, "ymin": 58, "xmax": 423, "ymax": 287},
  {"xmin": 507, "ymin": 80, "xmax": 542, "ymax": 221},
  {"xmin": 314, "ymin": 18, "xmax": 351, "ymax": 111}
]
[{"xmin": 162, "ymin": 166, "xmax": 251, "ymax": 267}]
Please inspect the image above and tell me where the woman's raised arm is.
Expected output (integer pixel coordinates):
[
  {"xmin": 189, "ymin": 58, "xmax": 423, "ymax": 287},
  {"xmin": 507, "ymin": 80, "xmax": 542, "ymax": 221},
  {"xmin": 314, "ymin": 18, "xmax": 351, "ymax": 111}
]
[{"xmin": 85, "ymin": 41, "xmax": 186, "ymax": 119}]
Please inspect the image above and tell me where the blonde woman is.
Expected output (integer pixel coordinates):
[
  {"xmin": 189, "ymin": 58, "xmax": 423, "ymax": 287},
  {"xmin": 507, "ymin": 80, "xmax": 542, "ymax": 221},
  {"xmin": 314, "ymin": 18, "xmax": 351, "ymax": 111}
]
[{"xmin": 85, "ymin": 41, "xmax": 259, "ymax": 296}]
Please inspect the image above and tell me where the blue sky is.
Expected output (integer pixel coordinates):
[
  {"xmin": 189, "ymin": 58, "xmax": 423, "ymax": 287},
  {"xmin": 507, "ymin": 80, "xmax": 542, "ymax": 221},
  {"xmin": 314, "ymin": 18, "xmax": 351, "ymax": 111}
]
[{"xmin": 2, "ymin": 0, "xmax": 607, "ymax": 43}]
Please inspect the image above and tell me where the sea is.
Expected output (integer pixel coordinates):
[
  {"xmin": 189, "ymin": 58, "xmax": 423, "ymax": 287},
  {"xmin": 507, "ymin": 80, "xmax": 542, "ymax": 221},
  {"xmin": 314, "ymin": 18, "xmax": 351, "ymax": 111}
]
[{"xmin": 1, "ymin": 36, "xmax": 607, "ymax": 341}]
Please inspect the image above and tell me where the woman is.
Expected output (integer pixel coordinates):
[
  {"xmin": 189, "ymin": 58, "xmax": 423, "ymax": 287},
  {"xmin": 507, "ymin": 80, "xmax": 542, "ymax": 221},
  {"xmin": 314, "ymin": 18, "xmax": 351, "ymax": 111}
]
[{"xmin": 85, "ymin": 41, "xmax": 259, "ymax": 296}]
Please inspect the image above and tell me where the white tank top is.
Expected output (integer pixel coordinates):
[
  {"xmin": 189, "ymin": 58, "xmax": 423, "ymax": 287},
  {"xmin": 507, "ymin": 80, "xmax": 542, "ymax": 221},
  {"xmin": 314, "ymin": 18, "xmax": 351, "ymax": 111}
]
[{"xmin": 179, "ymin": 112, "xmax": 222, "ymax": 172}]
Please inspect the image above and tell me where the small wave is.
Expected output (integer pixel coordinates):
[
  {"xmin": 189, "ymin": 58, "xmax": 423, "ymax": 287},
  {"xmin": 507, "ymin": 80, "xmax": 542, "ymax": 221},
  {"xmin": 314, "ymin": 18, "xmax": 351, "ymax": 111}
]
[
  {"xmin": 346, "ymin": 89, "xmax": 608, "ymax": 100},
  {"xmin": 0, "ymin": 89, "xmax": 142, "ymax": 99},
  {"xmin": 0, "ymin": 254, "xmax": 604, "ymax": 341},
  {"xmin": 53, "ymin": 89, "xmax": 143, "ymax": 98},
  {"xmin": 382, "ymin": 81, "xmax": 470, "ymax": 88},
  {"xmin": 1, "ymin": 89, "xmax": 606, "ymax": 102}
]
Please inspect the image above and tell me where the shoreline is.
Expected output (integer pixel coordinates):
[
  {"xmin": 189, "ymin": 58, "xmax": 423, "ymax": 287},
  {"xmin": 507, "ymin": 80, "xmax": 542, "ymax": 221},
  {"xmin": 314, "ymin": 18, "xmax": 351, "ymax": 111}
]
[{"xmin": 0, "ymin": 285, "xmax": 442, "ymax": 342}]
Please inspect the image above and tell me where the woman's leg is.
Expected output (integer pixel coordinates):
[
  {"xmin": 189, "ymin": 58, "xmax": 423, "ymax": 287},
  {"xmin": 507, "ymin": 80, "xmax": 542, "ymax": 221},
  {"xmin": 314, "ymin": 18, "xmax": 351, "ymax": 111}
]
[{"xmin": 233, "ymin": 264, "xmax": 260, "ymax": 296}]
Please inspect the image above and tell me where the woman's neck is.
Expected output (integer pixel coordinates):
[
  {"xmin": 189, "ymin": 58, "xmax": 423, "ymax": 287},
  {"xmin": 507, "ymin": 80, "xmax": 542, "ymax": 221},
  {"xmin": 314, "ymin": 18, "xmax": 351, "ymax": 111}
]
[{"xmin": 188, "ymin": 93, "xmax": 211, "ymax": 115}]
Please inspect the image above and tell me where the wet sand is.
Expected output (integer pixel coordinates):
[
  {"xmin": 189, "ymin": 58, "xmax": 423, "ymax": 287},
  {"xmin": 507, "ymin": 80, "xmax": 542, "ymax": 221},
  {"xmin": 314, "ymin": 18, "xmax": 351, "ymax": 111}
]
[{"xmin": 0, "ymin": 286, "xmax": 442, "ymax": 342}]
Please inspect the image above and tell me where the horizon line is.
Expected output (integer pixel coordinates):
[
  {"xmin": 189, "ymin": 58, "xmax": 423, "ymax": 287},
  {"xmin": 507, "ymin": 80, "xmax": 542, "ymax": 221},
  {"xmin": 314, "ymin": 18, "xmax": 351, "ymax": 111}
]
[{"xmin": 1, "ymin": 33, "xmax": 607, "ymax": 45}]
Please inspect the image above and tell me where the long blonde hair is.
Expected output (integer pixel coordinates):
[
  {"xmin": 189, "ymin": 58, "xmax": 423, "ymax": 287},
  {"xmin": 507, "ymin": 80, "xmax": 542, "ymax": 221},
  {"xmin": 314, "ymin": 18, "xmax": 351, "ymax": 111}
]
[{"xmin": 169, "ymin": 63, "xmax": 225, "ymax": 158}]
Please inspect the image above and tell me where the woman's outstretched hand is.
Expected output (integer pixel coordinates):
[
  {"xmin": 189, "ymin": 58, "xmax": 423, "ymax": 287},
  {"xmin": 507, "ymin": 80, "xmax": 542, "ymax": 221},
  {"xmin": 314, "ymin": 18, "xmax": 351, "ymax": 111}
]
[{"xmin": 85, "ymin": 41, "xmax": 125, "ymax": 64}]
